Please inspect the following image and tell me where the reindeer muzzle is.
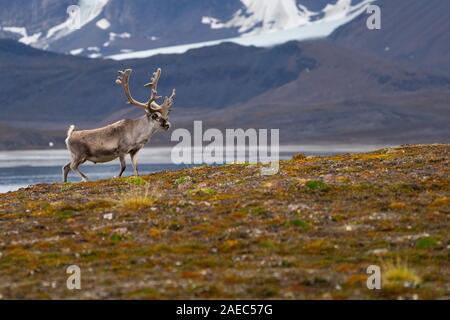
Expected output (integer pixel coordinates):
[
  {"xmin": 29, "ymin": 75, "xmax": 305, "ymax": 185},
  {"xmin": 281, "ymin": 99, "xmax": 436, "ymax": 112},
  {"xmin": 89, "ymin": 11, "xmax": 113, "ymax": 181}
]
[{"xmin": 163, "ymin": 121, "xmax": 171, "ymax": 130}]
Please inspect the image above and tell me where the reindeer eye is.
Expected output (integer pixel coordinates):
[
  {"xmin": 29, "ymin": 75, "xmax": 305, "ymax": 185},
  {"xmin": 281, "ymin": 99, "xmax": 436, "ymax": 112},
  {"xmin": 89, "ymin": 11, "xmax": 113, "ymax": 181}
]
[{"xmin": 151, "ymin": 114, "xmax": 158, "ymax": 120}]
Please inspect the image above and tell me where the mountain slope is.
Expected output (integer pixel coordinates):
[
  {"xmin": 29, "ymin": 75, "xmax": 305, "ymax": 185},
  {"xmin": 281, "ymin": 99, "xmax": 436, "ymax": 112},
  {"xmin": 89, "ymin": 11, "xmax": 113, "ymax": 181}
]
[
  {"xmin": 0, "ymin": 39, "xmax": 317, "ymax": 123},
  {"xmin": 331, "ymin": 0, "xmax": 450, "ymax": 72},
  {"xmin": 1, "ymin": 38, "xmax": 449, "ymax": 149},
  {"xmin": 197, "ymin": 41, "xmax": 450, "ymax": 144}
]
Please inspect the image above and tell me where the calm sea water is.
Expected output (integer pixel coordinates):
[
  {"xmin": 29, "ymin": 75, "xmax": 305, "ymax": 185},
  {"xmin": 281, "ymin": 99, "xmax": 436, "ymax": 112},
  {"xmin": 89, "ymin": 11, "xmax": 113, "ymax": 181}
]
[{"xmin": 0, "ymin": 145, "xmax": 389, "ymax": 193}]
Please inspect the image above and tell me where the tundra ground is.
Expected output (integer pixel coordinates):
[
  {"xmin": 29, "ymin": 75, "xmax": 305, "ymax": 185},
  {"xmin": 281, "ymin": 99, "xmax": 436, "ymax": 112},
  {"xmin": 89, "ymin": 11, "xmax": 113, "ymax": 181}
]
[{"xmin": 0, "ymin": 144, "xmax": 448, "ymax": 299}]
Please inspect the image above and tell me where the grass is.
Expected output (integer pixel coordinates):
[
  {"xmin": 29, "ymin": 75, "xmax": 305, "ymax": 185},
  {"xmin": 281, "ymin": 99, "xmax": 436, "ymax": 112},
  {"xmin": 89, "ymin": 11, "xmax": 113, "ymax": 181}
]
[
  {"xmin": 117, "ymin": 195, "xmax": 155, "ymax": 211},
  {"xmin": 114, "ymin": 184, "xmax": 157, "ymax": 211},
  {"xmin": 382, "ymin": 258, "xmax": 421, "ymax": 290}
]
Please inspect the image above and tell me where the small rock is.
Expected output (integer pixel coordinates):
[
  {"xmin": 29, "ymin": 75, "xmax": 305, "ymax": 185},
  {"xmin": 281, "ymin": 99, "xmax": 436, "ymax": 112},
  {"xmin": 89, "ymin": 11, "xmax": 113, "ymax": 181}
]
[
  {"xmin": 322, "ymin": 174, "xmax": 334, "ymax": 184},
  {"xmin": 114, "ymin": 227, "xmax": 128, "ymax": 234},
  {"xmin": 370, "ymin": 248, "xmax": 389, "ymax": 256},
  {"xmin": 103, "ymin": 213, "xmax": 113, "ymax": 220}
]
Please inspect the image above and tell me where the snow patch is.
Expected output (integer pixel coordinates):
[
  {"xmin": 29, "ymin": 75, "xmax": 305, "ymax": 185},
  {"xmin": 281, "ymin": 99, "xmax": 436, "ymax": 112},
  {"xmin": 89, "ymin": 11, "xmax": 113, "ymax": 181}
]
[
  {"xmin": 88, "ymin": 53, "xmax": 102, "ymax": 58},
  {"xmin": 3, "ymin": 27, "xmax": 27, "ymax": 37},
  {"xmin": 323, "ymin": 0, "xmax": 353, "ymax": 21},
  {"xmin": 20, "ymin": 32, "xmax": 42, "ymax": 45},
  {"xmin": 108, "ymin": 0, "xmax": 375, "ymax": 61},
  {"xmin": 46, "ymin": 0, "xmax": 110, "ymax": 41},
  {"xmin": 202, "ymin": 0, "xmax": 372, "ymax": 37},
  {"xmin": 103, "ymin": 32, "xmax": 131, "ymax": 47},
  {"xmin": 3, "ymin": 26, "xmax": 41, "ymax": 45},
  {"xmin": 70, "ymin": 48, "xmax": 84, "ymax": 55},
  {"xmin": 202, "ymin": 0, "xmax": 314, "ymax": 36},
  {"xmin": 96, "ymin": 18, "xmax": 110, "ymax": 30},
  {"xmin": 87, "ymin": 46, "xmax": 100, "ymax": 52}
]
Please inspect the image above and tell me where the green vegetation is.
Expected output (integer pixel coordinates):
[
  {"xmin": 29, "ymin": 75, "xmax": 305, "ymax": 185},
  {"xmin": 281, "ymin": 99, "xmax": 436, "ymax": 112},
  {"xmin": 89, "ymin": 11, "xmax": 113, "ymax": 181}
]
[
  {"xmin": 174, "ymin": 175, "xmax": 191, "ymax": 185},
  {"xmin": 124, "ymin": 176, "xmax": 147, "ymax": 186},
  {"xmin": 305, "ymin": 180, "xmax": 329, "ymax": 191},
  {"xmin": 382, "ymin": 259, "xmax": 421, "ymax": 291},
  {"xmin": 0, "ymin": 144, "xmax": 448, "ymax": 299},
  {"xmin": 287, "ymin": 219, "xmax": 309, "ymax": 230},
  {"xmin": 415, "ymin": 237, "xmax": 439, "ymax": 249}
]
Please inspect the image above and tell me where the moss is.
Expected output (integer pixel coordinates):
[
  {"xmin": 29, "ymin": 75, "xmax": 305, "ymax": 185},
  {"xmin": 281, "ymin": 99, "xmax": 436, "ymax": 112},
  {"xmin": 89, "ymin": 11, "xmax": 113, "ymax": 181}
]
[
  {"xmin": 430, "ymin": 196, "xmax": 449, "ymax": 207},
  {"xmin": 110, "ymin": 233, "xmax": 126, "ymax": 243},
  {"xmin": 148, "ymin": 228, "xmax": 161, "ymax": 239},
  {"xmin": 174, "ymin": 175, "xmax": 191, "ymax": 185},
  {"xmin": 250, "ymin": 206, "xmax": 267, "ymax": 215},
  {"xmin": 303, "ymin": 240, "xmax": 334, "ymax": 254},
  {"xmin": 124, "ymin": 176, "xmax": 146, "ymax": 186},
  {"xmin": 286, "ymin": 219, "xmax": 310, "ymax": 230},
  {"xmin": 221, "ymin": 239, "xmax": 240, "ymax": 252},
  {"xmin": 259, "ymin": 240, "xmax": 276, "ymax": 249},
  {"xmin": 415, "ymin": 237, "xmax": 439, "ymax": 249},
  {"xmin": 305, "ymin": 180, "xmax": 329, "ymax": 191},
  {"xmin": 56, "ymin": 209, "xmax": 75, "ymax": 219},
  {"xmin": 83, "ymin": 199, "xmax": 114, "ymax": 210},
  {"xmin": 187, "ymin": 187, "xmax": 216, "ymax": 196},
  {"xmin": 60, "ymin": 182, "xmax": 74, "ymax": 192},
  {"xmin": 389, "ymin": 201, "xmax": 408, "ymax": 210},
  {"xmin": 128, "ymin": 288, "xmax": 163, "ymax": 299}
]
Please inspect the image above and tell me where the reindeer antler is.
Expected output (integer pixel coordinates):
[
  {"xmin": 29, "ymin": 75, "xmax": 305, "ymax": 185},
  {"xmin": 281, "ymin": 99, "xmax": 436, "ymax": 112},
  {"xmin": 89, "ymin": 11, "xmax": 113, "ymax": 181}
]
[
  {"xmin": 116, "ymin": 68, "xmax": 175, "ymax": 115},
  {"xmin": 144, "ymin": 68, "xmax": 162, "ymax": 109},
  {"xmin": 160, "ymin": 88, "xmax": 176, "ymax": 117},
  {"xmin": 116, "ymin": 69, "xmax": 147, "ymax": 109}
]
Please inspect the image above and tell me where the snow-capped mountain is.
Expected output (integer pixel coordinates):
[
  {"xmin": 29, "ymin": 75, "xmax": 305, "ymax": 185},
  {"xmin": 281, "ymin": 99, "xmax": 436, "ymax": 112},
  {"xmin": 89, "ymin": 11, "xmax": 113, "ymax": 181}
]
[{"xmin": 0, "ymin": 0, "xmax": 374, "ymax": 60}]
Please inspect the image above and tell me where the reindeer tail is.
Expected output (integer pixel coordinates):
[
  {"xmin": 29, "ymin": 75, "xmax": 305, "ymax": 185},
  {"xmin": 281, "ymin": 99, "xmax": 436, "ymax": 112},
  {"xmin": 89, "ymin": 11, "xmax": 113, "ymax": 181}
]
[{"xmin": 67, "ymin": 125, "xmax": 75, "ymax": 138}]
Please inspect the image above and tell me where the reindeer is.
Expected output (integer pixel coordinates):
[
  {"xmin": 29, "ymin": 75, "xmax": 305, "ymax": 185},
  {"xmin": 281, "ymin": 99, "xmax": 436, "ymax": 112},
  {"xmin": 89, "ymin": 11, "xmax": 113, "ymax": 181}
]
[{"xmin": 63, "ymin": 68, "xmax": 175, "ymax": 182}]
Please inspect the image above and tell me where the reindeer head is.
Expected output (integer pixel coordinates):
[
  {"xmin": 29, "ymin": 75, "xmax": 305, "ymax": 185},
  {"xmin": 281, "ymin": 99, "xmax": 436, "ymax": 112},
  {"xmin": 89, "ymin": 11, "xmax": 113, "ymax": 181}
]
[{"xmin": 116, "ymin": 68, "xmax": 176, "ymax": 131}]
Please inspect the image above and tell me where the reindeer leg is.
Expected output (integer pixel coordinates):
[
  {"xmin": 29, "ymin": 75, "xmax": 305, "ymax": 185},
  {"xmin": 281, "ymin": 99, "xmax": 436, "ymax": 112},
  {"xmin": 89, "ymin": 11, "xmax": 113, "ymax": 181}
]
[
  {"xmin": 118, "ymin": 155, "xmax": 126, "ymax": 177},
  {"xmin": 71, "ymin": 159, "xmax": 89, "ymax": 182},
  {"xmin": 130, "ymin": 150, "xmax": 140, "ymax": 176},
  {"xmin": 62, "ymin": 163, "xmax": 71, "ymax": 182}
]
